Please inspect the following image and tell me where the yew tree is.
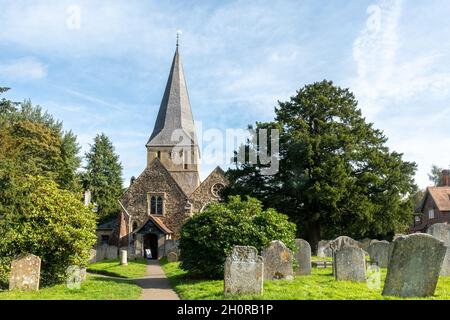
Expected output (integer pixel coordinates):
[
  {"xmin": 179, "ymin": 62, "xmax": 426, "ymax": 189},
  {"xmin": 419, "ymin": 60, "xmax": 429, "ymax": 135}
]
[{"xmin": 224, "ymin": 80, "xmax": 417, "ymax": 249}]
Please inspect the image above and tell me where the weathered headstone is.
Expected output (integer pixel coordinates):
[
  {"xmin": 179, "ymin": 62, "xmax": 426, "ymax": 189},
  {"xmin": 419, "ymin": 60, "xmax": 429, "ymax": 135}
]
[
  {"xmin": 262, "ymin": 240, "xmax": 293, "ymax": 280},
  {"xmin": 359, "ymin": 238, "xmax": 372, "ymax": 252},
  {"xmin": 329, "ymin": 236, "xmax": 361, "ymax": 251},
  {"xmin": 120, "ymin": 249, "xmax": 128, "ymax": 265},
  {"xmin": 294, "ymin": 239, "xmax": 311, "ymax": 276},
  {"xmin": 224, "ymin": 246, "xmax": 264, "ymax": 295},
  {"xmin": 382, "ymin": 233, "xmax": 446, "ymax": 297},
  {"xmin": 330, "ymin": 236, "xmax": 362, "ymax": 276},
  {"xmin": 167, "ymin": 251, "xmax": 179, "ymax": 262},
  {"xmin": 66, "ymin": 265, "xmax": 83, "ymax": 289},
  {"xmin": 427, "ymin": 223, "xmax": 450, "ymax": 276},
  {"xmin": 106, "ymin": 246, "xmax": 118, "ymax": 260},
  {"xmin": 334, "ymin": 246, "xmax": 366, "ymax": 282},
  {"xmin": 9, "ymin": 253, "xmax": 41, "ymax": 291},
  {"xmin": 367, "ymin": 240, "xmax": 390, "ymax": 268},
  {"xmin": 317, "ymin": 240, "xmax": 332, "ymax": 258}
]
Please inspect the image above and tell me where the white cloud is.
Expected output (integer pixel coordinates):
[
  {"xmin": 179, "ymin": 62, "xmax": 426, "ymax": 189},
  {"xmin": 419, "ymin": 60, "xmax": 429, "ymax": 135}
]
[
  {"xmin": 351, "ymin": 0, "xmax": 450, "ymax": 118},
  {"xmin": 0, "ymin": 57, "xmax": 47, "ymax": 80}
]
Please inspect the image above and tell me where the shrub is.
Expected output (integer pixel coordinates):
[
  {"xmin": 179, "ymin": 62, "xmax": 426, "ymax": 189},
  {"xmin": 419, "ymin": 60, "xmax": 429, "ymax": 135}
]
[
  {"xmin": 179, "ymin": 196, "xmax": 296, "ymax": 278},
  {"xmin": 0, "ymin": 175, "xmax": 97, "ymax": 287}
]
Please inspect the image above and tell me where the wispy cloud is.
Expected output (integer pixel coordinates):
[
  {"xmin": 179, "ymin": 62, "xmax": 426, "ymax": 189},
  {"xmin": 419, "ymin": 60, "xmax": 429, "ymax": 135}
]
[
  {"xmin": 352, "ymin": 0, "xmax": 450, "ymax": 118},
  {"xmin": 0, "ymin": 57, "xmax": 47, "ymax": 81}
]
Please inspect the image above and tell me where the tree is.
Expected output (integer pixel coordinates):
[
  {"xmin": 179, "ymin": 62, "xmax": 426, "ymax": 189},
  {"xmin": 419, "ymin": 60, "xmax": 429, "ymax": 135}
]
[
  {"xmin": 428, "ymin": 165, "xmax": 448, "ymax": 186},
  {"xmin": 0, "ymin": 91, "xmax": 81, "ymax": 192},
  {"xmin": 224, "ymin": 80, "xmax": 417, "ymax": 250},
  {"xmin": 179, "ymin": 196, "xmax": 296, "ymax": 278},
  {"xmin": 0, "ymin": 175, "xmax": 97, "ymax": 287},
  {"xmin": 83, "ymin": 133, "xmax": 124, "ymax": 223}
]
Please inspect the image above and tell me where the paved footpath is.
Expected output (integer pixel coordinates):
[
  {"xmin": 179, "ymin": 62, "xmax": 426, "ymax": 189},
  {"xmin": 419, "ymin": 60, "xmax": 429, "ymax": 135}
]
[{"xmin": 136, "ymin": 259, "xmax": 180, "ymax": 300}]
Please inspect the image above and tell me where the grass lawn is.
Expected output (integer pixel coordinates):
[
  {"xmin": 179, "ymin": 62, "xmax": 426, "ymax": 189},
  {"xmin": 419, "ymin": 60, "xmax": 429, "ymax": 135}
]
[
  {"xmin": 160, "ymin": 258, "xmax": 450, "ymax": 300},
  {"xmin": 0, "ymin": 259, "xmax": 147, "ymax": 300},
  {"xmin": 87, "ymin": 258, "xmax": 147, "ymax": 278}
]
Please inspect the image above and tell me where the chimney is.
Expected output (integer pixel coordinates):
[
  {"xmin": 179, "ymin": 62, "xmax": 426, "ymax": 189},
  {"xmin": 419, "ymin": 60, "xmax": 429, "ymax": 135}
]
[{"xmin": 443, "ymin": 170, "xmax": 450, "ymax": 187}]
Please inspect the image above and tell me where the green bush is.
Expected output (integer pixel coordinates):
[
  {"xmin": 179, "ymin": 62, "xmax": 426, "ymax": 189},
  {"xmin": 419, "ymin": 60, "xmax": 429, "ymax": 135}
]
[
  {"xmin": 0, "ymin": 175, "xmax": 97, "ymax": 287},
  {"xmin": 179, "ymin": 196, "xmax": 296, "ymax": 278}
]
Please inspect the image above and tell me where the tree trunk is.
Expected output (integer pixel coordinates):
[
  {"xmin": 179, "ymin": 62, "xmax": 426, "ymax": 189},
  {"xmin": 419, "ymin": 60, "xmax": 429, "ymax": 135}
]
[{"xmin": 308, "ymin": 222, "xmax": 321, "ymax": 255}]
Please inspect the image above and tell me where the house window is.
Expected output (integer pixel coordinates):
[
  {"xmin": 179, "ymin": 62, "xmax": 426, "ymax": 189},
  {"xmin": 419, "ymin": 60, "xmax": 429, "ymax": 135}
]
[
  {"xmin": 148, "ymin": 194, "xmax": 164, "ymax": 215},
  {"xmin": 428, "ymin": 209, "xmax": 435, "ymax": 219},
  {"xmin": 132, "ymin": 222, "xmax": 138, "ymax": 232},
  {"xmin": 157, "ymin": 151, "xmax": 161, "ymax": 159}
]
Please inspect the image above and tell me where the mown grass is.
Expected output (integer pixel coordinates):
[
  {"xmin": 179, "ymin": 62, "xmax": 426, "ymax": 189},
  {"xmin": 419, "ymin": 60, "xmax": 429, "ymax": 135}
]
[
  {"xmin": 0, "ymin": 258, "xmax": 148, "ymax": 300},
  {"xmin": 87, "ymin": 258, "xmax": 147, "ymax": 278},
  {"xmin": 0, "ymin": 275, "xmax": 141, "ymax": 300},
  {"xmin": 160, "ymin": 258, "xmax": 450, "ymax": 300}
]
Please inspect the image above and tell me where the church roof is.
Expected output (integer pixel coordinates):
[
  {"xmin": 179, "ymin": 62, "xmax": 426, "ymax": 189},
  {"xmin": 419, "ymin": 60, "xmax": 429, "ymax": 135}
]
[
  {"xmin": 147, "ymin": 46, "xmax": 198, "ymax": 147},
  {"xmin": 134, "ymin": 215, "xmax": 173, "ymax": 235}
]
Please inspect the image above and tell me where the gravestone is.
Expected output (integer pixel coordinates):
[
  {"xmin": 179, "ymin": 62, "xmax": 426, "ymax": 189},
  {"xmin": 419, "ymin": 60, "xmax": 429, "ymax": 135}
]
[
  {"xmin": 224, "ymin": 246, "xmax": 264, "ymax": 295},
  {"xmin": 167, "ymin": 251, "xmax": 179, "ymax": 262},
  {"xmin": 334, "ymin": 246, "xmax": 366, "ymax": 282},
  {"xmin": 329, "ymin": 236, "xmax": 361, "ymax": 251},
  {"xmin": 382, "ymin": 233, "xmax": 446, "ymax": 297},
  {"xmin": 317, "ymin": 240, "xmax": 332, "ymax": 258},
  {"xmin": 359, "ymin": 238, "xmax": 372, "ymax": 252},
  {"xmin": 9, "ymin": 253, "xmax": 41, "ymax": 291},
  {"xmin": 120, "ymin": 249, "xmax": 128, "ymax": 265},
  {"xmin": 294, "ymin": 239, "xmax": 311, "ymax": 275},
  {"xmin": 106, "ymin": 246, "xmax": 118, "ymax": 260},
  {"xmin": 262, "ymin": 240, "xmax": 293, "ymax": 280},
  {"xmin": 330, "ymin": 236, "xmax": 362, "ymax": 276},
  {"xmin": 367, "ymin": 240, "xmax": 390, "ymax": 268},
  {"xmin": 427, "ymin": 223, "xmax": 450, "ymax": 276},
  {"xmin": 66, "ymin": 265, "xmax": 83, "ymax": 290}
]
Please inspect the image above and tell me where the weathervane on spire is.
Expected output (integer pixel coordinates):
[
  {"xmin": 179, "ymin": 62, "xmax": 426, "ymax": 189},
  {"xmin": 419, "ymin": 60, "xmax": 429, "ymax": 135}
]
[{"xmin": 176, "ymin": 29, "xmax": 182, "ymax": 47}]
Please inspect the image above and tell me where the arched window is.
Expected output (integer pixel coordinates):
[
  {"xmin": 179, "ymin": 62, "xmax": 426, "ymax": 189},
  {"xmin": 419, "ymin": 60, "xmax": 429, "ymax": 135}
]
[
  {"xmin": 157, "ymin": 196, "xmax": 163, "ymax": 215},
  {"xmin": 150, "ymin": 196, "xmax": 157, "ymax": 214}
]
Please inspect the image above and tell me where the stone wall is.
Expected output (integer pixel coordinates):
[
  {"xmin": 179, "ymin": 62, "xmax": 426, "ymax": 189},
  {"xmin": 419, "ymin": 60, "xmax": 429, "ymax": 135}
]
[
  {"xmin": 119, "ymin": 159, "xmax": 190, "ymax": 240},
  {"xmin": 189, "ymin": 167, "xmax": 228, "ymax": 213}
]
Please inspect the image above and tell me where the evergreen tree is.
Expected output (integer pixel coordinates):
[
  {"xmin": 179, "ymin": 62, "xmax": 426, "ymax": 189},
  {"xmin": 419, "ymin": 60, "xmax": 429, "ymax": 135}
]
[
  {"xmin": 224, "ymin": 80, "xmax": 417, "ymax": 249},
  {"xmin": 83, "ymin": 133, "xmax": 124, "ymax": 223},
  {"xmin": 0, "ymin": 90, "xmax": 81, "ymax": 192}
]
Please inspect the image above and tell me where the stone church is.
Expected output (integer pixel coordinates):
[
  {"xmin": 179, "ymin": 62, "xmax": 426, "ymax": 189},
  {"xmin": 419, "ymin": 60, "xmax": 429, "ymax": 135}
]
[{"xmin": 98, "ymin": 44, "xmax": 228, "ymax": 259}]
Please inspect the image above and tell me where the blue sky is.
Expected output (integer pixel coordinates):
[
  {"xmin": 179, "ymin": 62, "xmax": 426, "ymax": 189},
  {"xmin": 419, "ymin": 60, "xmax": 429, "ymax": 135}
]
[{"xmin": 1, "ymin": 0, "xmax": 449, "ymax": 189}]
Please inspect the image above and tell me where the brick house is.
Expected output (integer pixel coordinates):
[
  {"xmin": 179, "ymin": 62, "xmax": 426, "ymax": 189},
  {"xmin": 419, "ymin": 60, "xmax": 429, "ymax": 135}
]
[
  {"xmin": 411, "ymin": 170, "xmax": 450, "ymax": 232},
  {"xmin": 96, "ymin": 44, "xmax": 228, "ymax": 258}
]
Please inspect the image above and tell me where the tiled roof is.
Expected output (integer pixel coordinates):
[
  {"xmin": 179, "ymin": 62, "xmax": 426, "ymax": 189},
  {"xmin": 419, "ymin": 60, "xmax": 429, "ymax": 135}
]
[
  {"xmin": 428, "ymin": 186, "xmax": 450, "ymax": 212},
  {"xmin": 97, "ymin": 217, "xmax": 118, "ymax": 230},
  {"xmin": 134, "ymin": 215, "xmax": 173, "ymax": 235}
]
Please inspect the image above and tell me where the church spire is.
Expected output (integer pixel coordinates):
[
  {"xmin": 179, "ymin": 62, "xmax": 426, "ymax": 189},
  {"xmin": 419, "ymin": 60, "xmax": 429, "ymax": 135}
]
[{"xmin": 146, "ymin": 38, "xmax": 197, "ymax": 147}]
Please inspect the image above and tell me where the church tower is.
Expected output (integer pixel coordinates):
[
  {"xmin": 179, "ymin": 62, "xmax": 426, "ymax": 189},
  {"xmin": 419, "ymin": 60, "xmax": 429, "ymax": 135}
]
[{"xmin": 146, "ymin": 43, "xmax": 200, "ymax": 195}]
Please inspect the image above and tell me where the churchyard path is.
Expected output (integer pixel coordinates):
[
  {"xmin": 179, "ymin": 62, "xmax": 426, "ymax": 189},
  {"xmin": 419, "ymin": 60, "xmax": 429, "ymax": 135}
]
[{"xmin": 136, "ymin": 259, "xmax": 180, "ymax": 300}]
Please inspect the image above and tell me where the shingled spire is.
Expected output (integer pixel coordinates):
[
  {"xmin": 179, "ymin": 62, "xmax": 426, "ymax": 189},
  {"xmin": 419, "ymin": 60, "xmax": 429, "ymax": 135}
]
[
  {"xmin": 146, "ymin": 41, "xmax": 200, "ymax": 195},
  {"xmin": 147, "ymin": 46, "xmax": 198, "ymax": 147}
]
